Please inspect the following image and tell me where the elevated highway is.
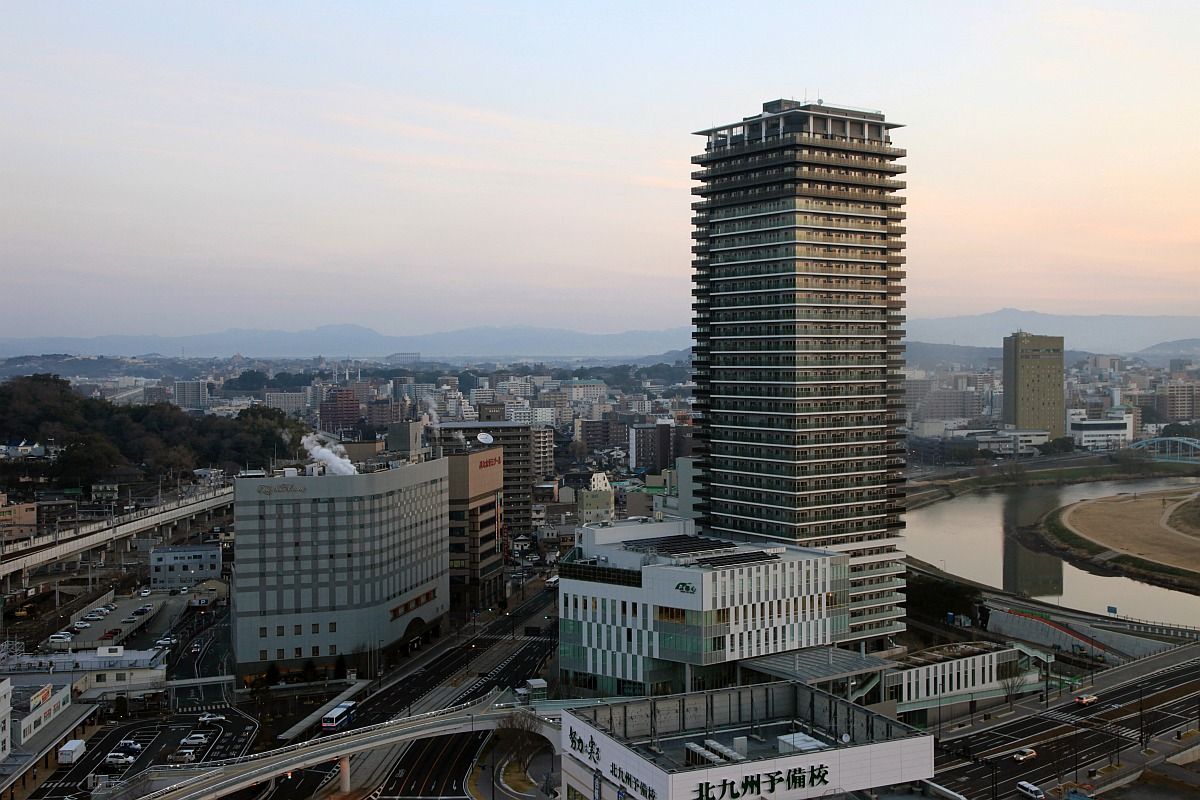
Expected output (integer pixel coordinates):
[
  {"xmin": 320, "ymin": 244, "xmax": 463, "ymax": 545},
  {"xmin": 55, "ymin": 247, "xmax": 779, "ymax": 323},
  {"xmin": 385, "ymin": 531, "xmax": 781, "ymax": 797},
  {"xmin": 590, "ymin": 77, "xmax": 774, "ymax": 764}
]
[
  {"xmin": 0, "ymin": 487, "xmax": 233, "ymax": 585},
  {"xmin": 94, "ymin": 692, "xmax": 563, "ymax": 800}
]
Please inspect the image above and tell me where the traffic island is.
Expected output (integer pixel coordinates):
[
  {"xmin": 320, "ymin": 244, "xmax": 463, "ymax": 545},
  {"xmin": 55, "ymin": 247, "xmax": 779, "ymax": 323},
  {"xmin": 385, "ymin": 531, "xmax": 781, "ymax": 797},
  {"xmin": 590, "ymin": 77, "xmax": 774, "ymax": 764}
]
[{"xmin": 502, "ymin": 760, "xmax": 535, "ymax": 794}]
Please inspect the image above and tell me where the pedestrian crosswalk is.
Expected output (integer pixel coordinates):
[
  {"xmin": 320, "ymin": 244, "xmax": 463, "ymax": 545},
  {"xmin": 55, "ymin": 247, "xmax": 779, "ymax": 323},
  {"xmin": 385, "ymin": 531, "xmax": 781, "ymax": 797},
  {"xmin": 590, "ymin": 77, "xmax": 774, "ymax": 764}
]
[
  {"xmin": 177, "ymin": 702, "xmax": 227, "ymax": 712},
  {"xmin": 1038, "ymin": 709, "xmax": 1139, "ymax": 741}
]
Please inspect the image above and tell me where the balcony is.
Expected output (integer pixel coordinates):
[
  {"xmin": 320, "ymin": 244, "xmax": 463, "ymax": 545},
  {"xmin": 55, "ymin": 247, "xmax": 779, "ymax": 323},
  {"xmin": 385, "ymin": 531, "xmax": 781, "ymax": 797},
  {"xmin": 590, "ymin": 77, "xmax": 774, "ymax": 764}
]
[
  {"xmin": 691, "ymin": 131, "xmax": 907, "ymax": 164},
  {"xmin": 691, "ymin": 148, "xmax": 907, "ymax": 180}
]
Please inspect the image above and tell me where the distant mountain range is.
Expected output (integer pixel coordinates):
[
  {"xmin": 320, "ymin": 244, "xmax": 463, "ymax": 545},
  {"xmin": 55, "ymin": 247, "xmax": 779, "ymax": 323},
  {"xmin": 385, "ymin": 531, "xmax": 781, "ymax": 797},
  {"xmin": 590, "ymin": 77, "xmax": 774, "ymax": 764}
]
[
  {"xmin": 0, "ymin": 325, "xmax": 694, "ymax": 360},
  {"xmin": 903, "ymin": 341, "xmax": 1095, "ymax": 370},
  {"xmin": 3, "ymin": 310, "xmax": 1196, "ymax": 362},
  {"xmin": 1137, "ymin": 338, "xmax": 1200, "ymax": 359},
  {"xmin": 906, "ymin": 309, "xmax": 1200, "ymax": 353}
]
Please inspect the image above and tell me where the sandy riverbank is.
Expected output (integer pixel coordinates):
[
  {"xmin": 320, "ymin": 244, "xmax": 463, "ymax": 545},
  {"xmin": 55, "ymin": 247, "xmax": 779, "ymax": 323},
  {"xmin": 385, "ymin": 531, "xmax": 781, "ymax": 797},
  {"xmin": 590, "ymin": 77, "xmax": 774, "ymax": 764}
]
[{"xmin": 1062, "ymin": 488, "xmax": 1200, "ymax": 573}]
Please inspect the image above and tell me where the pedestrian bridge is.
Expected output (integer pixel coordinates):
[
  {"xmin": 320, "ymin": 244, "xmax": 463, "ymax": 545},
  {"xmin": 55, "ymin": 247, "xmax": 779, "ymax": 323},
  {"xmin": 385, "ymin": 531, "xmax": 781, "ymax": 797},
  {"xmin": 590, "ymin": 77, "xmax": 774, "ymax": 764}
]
[
  {"xmin": 93, "ymin": 692, "xmax": 564, "ymax": 800},
  {"xmin": 1127, "ymin": 436, "xmax": 1200, "ymax": 464}
]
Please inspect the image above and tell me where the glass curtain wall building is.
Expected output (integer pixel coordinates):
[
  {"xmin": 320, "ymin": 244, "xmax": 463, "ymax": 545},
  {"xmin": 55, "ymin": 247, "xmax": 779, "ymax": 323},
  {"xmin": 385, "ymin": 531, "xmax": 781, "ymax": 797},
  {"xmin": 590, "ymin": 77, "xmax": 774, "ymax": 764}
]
[{"xmin": 690, "ymin": 99, "xmax": 907, "ymax": 651}]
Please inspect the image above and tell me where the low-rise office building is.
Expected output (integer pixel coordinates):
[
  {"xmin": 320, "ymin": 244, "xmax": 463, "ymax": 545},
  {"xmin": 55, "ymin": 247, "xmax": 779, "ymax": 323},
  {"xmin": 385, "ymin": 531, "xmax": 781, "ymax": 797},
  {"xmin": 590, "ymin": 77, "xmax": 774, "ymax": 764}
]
[
  {"xmin": 882, "ymin": 642, "xmax": 1028, "ymax": 725},
  {"xmin": 1068, "ymin": 409, "xmax": 1135, "ymax": 451},
  {"xmin": 561, "ymin": 682, "xmax": 933, "ymax": 800},
  {"xmin": 10, "ymin": 683, "xmax": 71, "ymax": 747},
  {"xmin": 232, "ymin": 460, "xmax": 449, "ymax": 679},
  {"xmin": 558, "ymin": 517, "xmax": 848, "ymax": 697},
  {"xmin": 0, "ymin": 645, "xmax": 169, "ymax": 701},
  {"xmin": 150, "ymin": 544, "xmax": 222, "ymax": 589},
  {"xmin": 447, "ymin": 446, "xmax": 505, "ymax": 615}
]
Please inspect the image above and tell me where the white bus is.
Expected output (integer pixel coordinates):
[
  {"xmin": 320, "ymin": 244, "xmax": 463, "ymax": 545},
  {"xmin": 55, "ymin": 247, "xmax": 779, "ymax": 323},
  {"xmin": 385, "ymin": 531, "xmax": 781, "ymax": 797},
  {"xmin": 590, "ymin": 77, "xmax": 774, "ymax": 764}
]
[
  {"xmin": 321, "ymin": 701, "xmax": 357, "ymax": 730},
  {"xmin": 545, "ymin": 576, "xmax": 559, "ymax": 590}
]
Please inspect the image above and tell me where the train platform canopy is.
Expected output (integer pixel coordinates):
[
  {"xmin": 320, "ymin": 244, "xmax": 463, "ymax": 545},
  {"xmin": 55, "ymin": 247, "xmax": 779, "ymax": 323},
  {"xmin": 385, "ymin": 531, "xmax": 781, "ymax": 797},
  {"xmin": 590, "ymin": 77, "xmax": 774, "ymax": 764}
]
[{"xmin": 742, "ymin": 646, "xmax": 898, "ymax": 685}]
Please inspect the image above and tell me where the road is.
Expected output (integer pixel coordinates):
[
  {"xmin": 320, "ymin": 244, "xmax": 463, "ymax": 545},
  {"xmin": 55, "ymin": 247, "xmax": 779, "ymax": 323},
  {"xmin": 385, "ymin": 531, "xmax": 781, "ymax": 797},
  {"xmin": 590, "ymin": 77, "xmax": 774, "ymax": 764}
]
[
  {"xmin": 377, "ymin": 731, "xmax": 489, "ymax": 800},
  {"xmin": 272, "ymin": 588, "xmax": 558, "ymax": 800},
  {"xmin": 935, "ymin": 659, "xmax": 1200, "ymax": 799}
]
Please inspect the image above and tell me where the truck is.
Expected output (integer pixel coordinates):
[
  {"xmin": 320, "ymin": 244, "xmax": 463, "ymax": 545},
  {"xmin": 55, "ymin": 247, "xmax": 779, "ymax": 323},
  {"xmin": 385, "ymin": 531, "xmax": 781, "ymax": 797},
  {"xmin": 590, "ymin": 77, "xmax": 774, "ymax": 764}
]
[{"xmin": 58, "ymin": 739, "xmax": 86, "ymax": 764}]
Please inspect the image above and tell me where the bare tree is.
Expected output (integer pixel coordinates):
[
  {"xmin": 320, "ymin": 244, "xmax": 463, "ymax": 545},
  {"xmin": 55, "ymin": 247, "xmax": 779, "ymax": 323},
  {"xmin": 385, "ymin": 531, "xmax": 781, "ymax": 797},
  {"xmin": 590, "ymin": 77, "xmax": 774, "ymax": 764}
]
[
  {"xmin": 998, "ymin": 660, "xmax": 1027, "ymax": 710},
  {"xmin": 494, "ymin": 710, "xmax": 547, "ymax": 770}
]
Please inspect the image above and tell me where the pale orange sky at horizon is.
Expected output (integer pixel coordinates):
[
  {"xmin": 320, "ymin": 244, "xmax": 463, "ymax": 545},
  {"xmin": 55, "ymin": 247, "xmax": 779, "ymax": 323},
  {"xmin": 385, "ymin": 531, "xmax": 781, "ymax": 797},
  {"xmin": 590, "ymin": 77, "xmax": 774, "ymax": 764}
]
[{"xmin": 1, "ymin": 1, "xmax": 1197, "ymax": 337}]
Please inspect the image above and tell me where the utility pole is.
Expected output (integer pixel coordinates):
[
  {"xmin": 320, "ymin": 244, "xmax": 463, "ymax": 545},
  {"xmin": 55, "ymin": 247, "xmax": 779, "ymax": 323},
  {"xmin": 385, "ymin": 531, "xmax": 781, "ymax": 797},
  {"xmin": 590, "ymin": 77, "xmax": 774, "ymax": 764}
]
[
  {"xmin": 1069, "ymin": 721, "xmax": 1080, "ymax": 782},
  {"xmin": 1139, "ymin": 686, "xmax": 1146, "ymax": 750}
]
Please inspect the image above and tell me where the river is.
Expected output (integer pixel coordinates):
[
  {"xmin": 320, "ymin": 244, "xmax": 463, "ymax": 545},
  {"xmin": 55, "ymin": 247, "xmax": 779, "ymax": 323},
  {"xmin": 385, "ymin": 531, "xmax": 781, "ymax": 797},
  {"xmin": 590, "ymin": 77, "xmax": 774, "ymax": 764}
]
[{"xmin": 904, "ymin": 476, "xmax": 1200, "ymax": 627}]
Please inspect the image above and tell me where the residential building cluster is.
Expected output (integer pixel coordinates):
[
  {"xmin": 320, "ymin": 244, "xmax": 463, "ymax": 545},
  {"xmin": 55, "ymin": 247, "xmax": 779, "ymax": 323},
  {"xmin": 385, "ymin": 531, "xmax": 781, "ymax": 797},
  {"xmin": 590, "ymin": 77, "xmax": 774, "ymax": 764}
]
[{"xmin": 906, "ymin": 330, "xmax": 1200, "ymax": 465}]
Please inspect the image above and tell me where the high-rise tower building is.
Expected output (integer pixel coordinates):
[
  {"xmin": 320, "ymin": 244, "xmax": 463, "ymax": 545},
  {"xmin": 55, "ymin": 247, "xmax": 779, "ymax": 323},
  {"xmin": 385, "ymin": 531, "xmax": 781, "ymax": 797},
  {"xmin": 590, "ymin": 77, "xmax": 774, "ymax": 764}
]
[
  {"xmin": 691, "ymin": 99, "xmax": 907, "ymax": 650},
  {"xmin": 1002, "ymin": 332, "xmax": 1065, "ymax": 438}
]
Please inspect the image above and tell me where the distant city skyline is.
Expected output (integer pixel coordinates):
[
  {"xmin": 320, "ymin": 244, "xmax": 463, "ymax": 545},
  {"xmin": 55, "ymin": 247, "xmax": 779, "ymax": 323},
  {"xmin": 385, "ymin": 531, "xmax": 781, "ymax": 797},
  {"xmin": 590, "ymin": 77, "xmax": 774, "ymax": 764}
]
[{"xmin": 3, "ymin": 2, "xmax": 1198, "ymax": 338}]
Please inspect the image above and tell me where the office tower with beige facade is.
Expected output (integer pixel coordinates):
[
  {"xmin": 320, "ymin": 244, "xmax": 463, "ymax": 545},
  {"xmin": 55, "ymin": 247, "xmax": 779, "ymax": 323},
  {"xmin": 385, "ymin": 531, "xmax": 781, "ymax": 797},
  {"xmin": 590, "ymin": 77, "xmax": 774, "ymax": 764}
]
[
  {"xmin": 447, "ymin": 446, "xmax": 505, "ymax": 614},
  {"xmin": 1002, "ymin": 332, "xmax": 1065, "ymax": 438},
  {"xmin": 690, "ymin": 99, "xmax": 907, "ymax": 651}
]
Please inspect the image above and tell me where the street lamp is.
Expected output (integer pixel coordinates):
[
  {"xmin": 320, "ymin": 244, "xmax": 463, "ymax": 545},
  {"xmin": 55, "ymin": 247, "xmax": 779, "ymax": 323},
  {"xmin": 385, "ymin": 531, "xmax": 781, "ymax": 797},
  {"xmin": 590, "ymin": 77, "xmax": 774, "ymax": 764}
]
[{"xmin": 936, "ymin": 676, "xmax": 945, "ymax": 740}]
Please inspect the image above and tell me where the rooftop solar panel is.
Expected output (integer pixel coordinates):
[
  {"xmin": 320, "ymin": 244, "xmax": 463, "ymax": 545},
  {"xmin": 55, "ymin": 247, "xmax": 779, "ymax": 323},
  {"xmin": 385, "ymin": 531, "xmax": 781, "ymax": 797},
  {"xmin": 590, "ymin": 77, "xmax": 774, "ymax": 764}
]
[
  {"xmin": 695, "ymin": 551, "xmax": 781, "ymax": 568},
  {"xmin": 622, "ymin": 535, "xmax": 736, "ymax": 556}
]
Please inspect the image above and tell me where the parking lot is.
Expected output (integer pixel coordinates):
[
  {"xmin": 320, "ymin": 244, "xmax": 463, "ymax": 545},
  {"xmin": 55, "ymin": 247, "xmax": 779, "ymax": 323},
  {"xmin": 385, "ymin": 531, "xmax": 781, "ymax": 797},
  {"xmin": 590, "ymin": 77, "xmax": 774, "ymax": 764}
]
[
  {"xmin": 28, "ymin": 707, "xmax": 257, "ymax": 800},
  {"xmin": 52, "ymin": 595, "xmax": 163, "ymax": 649}
]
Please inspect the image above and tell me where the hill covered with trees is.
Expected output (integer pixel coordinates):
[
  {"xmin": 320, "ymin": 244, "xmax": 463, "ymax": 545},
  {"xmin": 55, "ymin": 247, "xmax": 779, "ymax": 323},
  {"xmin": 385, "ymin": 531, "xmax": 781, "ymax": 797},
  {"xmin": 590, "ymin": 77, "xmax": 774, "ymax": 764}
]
[{"xmin": 0, "ymin": 374, "xmax": 308, "ymax": 493}]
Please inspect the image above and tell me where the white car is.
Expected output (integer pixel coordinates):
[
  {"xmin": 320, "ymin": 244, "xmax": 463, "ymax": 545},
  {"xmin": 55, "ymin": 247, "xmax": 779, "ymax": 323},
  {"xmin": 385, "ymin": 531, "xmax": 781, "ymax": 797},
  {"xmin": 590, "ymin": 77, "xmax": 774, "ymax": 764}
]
[
  {"xmin": 198, "ymin": 712, "xmax": 226, "ymax": 723},
  {"xmin": 116, "ymin": 739, "xmax": 142, "ymax": 752},
  {"xmin": 155, "ymin": 638, "xmax": 174, "ymax": 648},
  {"xmin": 139, "ymin": 588, "xmax": 152, "ymax": 597},
  {"xmin": 180, "ymin": 733, "xmax": 208, "ymax": 746},
  {"xmin": 72, "ymin": 621, "xmax": 91, "ymax": 629},
  {"xmin": 104, "ymin": 752, "xmax": 135, "ymax": 766}
]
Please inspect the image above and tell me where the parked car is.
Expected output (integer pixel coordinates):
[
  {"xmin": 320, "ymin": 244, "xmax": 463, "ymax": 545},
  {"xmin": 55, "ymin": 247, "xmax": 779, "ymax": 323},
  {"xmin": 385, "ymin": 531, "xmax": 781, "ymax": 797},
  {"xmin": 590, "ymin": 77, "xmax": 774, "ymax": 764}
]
[
  {"xmin": 1013, "ymin": 747, "xmax": 1038, "ymax": 762},
  {"xmin": 115, "ymin": 739, "xmax": 142, "ymax": 753},
  {"xmin": 104, "ymin": 752, "xmax": 135, "ymax": 766},
  {"xmin": 180, "ymin": 733, "xmax": 208, "ymax": 746},
  {"xmin": 139, "ymin": 588, "xmax": 151, "ymax": 597},
  {"xmin": 198, "ymin": 713, "xmax": 226, "ymax": 723},
  {"xmin": 167, "ymin": 749, "xmax": 196, "ymax": 763},
  {"xmin": 83, "ymin": 613, "xmax": 105, "ymax": 622},
  {"xmin": 49, "ymin": 633, "xmax": 73, "ymax": 643},
  {"xmin": 121, "ymin": 616, "xmax": 138, "ymax": 624},
  {"xmin": 72, "ymin": 621, "xmax": 91, "ymax": 630},
  {"xmin": 103, "ymin": 603, "xmax": 117, "ymax": 611}
]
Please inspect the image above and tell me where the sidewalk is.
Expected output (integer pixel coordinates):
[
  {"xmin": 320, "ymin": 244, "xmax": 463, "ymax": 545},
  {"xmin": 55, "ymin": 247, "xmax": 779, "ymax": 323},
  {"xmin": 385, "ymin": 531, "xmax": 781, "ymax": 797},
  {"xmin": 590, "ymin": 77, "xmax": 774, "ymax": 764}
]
[{"xmin": 940, "ymin": 641, "xmax": 1200, "ymax": 742}]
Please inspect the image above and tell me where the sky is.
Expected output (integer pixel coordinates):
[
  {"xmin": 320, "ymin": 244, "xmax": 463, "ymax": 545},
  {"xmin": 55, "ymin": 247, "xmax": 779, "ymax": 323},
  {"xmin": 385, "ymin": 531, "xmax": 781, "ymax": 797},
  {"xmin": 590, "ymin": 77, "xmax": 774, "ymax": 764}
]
[{"xmin": 2, "ymin": 1, "xmax": 1198, "ymax": 338}]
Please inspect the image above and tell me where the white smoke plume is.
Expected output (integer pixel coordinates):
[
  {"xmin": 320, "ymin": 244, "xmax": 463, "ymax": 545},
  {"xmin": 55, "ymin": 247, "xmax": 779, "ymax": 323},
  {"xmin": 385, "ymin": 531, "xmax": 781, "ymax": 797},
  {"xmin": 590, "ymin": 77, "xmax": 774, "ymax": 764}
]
[
  {"xmin": 301, "ymin": 433, "xmax": 358, "ymax": 476},
  {"xmin": 420, "ymin": 394, "xmax": 440, "ymax": 425}
]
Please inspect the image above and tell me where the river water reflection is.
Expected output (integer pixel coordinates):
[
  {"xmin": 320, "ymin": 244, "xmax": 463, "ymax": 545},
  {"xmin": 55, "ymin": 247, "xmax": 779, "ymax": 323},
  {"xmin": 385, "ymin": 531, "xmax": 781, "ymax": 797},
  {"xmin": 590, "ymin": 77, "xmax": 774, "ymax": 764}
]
[{"xmin": 904, "ymin": 477, "xmax": 1200, "ymax": 626}]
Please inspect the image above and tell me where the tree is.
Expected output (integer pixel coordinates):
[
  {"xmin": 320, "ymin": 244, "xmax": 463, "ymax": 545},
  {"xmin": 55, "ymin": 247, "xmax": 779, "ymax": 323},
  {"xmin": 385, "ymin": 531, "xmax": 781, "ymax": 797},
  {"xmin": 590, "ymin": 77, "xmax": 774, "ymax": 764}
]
[
  {"xmin": 224, "ymin": 370, "xmax": 269, "ymax": 391},
  {"xmin": 1111, "ymin": 447, "xmax": 1153, "ymax": 474},
  {"xmin": 998, "ymin": 660, "xmax": 1027, "ymax": 710},
  {"xmin": 998, "ymin": 460, "xmax": 1028, "ymax": 485},
  {"xmin": 301, "ymin": 659, "xmax": 319, "ymax": 683},
  {"xmin": 1037, "ymin": 437, "xmax": 1075, "ymax": 456},
  {"xmin": 494, "ymin": 710, "xmax": 546, "ymax": 770},
  {"xmin": 568, "ymin": 438, "xmax": 588, "ymax": 463}
]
